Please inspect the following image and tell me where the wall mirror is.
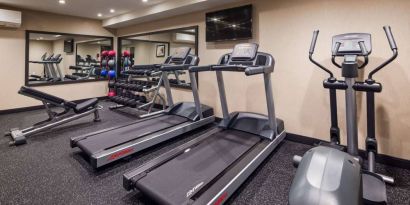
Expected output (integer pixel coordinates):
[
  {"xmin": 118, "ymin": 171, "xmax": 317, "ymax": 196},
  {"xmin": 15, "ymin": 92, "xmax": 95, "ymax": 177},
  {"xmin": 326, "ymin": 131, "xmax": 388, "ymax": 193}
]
[
  {"xmin": 118, "ymin": 26, "xmax": 198, "ymax": 89},
  {"xmin": 26, "ymin": 31, "xmax": 113, "ymax": 86}
]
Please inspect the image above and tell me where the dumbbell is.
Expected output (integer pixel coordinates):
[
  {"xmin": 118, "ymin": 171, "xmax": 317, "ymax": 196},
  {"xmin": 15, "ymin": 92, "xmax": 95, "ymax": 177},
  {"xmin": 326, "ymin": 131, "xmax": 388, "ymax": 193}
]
[{"xmin": 108, "ymin": 81, "xmax": 115, "ymax": 88}]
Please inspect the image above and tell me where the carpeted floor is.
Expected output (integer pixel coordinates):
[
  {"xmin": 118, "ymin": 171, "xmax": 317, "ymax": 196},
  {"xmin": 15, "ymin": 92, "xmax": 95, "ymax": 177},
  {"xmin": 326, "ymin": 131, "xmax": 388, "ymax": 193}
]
[{"xmin": 0, "ymin": 101, "xmax": 409, "ymax": 205}]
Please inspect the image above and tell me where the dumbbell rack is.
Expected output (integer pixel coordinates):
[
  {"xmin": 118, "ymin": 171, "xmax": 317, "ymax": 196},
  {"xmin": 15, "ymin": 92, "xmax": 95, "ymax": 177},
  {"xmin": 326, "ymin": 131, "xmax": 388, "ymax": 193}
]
[{"xmin": 109, "ymin": 69, "xmax": 166, "ymax": 118}]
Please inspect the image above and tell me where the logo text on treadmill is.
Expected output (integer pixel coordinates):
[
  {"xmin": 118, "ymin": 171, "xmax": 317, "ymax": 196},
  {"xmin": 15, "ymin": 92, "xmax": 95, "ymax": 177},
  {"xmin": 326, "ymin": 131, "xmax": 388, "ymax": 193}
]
[
  {"xmin": 186, "ymin": 181, "xmax": 204, "ymax": 198},
  {"xmin": 108, "ymin": 148, "xmax": 134, "ymax": 160}
]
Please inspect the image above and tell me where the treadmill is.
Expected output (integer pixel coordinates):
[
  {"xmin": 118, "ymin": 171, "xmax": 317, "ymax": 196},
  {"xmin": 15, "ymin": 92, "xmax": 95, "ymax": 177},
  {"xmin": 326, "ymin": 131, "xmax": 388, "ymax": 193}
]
[
  {"xmin": 123, "ymin": 43, "xmax": 286, "ymax": 205},
  {"xmin": 70, "ymin": 47, "xmax": 215, "ymax": 169}
]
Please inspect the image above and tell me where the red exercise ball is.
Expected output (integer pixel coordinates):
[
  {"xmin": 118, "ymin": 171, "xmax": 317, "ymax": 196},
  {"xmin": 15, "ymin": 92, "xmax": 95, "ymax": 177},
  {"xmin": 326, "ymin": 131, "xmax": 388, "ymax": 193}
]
[
  {"xmin": 123, "ymin": 50, "xmax": 130, "ymax": 57},
  {"xmin": 101, "ymin": 50, "xmax": 109, "ymax": 57},
  {"xmin": 108, "ymin": 50, "xmax": 116, "ymax": 57}
]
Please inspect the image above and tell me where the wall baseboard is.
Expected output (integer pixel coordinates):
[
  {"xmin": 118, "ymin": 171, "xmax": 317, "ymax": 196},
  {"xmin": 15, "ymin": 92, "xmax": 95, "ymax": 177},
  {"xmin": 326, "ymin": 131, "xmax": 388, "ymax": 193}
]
[
  {"xmin": 286, "ymin": 133, "xmax": 410, "ymax": 170},
  {"xmin": 0, "ymin": 96, "xmax": 108, "ymax": 115}
]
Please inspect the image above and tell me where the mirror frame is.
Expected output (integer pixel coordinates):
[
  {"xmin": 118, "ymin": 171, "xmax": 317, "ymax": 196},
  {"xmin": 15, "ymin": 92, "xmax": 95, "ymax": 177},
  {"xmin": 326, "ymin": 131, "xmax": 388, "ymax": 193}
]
[
  {"xmin": 25, "ymin": 30, "xmax": 114, "ymax": 87},
  {"xmin": 117, "ymin": 25, "xmax": 199, "ymax": 90}
]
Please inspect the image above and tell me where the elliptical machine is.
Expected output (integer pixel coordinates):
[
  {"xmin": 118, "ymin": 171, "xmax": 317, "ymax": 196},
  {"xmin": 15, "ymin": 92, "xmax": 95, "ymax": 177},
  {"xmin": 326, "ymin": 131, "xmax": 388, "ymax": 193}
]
[{"xmin": 289, "ymin": 26, "xmax": 398, "ymax": 205}]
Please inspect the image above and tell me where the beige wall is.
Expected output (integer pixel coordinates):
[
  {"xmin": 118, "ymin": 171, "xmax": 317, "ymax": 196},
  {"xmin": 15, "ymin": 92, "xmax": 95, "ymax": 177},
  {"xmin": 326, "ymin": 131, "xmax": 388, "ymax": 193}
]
[
  {"xmin": 28, "ymin": 40, "xmax": 53, "ymax": 75},
  {"xmin": 52, "ymin": 39, "xmax": 76, "ymax": 74},
  {"xmin": 117, "ymin": 0, "xmax": 410, "ymax": 160},
  {"xmin": 0, "ymin": 7, "xmax": 114, "ymax": 110}
]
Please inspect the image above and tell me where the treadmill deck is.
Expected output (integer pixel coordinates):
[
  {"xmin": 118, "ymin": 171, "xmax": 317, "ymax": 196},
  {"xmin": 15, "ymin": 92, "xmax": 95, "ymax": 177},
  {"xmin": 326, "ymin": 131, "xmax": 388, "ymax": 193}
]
[
  {"xmin": 136, "ymin": 129, "xmax": 261, "ymax": 205},
  {"xmin": 77, "ymin": 115, "xmax": 189, "ymax": 155}
]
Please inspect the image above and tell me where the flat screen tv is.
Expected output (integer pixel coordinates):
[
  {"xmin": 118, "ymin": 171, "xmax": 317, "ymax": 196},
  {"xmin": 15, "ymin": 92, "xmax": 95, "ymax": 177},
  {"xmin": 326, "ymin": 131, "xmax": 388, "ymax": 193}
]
[
  {"xmin": 206, "ymin": 5, "xmax": 252, "ymax": 42},
  {"xmin": 64, "ymin": 39, "xmax": 74, "ymax": 53}
]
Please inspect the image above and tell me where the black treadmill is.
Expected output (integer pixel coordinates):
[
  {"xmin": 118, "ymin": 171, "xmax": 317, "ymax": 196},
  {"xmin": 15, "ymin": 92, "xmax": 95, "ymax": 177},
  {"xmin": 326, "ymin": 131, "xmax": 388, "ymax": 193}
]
[
  {"xmin": 123, "ymin": 43, "xmax": 286, "ymax": 205},
  {"xmin": 70, "ymin": 47, "xmax": 215, "ymax": 168}
]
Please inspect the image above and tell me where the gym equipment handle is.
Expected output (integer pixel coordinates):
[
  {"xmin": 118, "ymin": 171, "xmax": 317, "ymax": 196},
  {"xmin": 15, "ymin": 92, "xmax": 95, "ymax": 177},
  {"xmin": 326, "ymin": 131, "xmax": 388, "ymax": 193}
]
[
  {"xmin": 309, "ymin": 30, "xmax": 334, "ymax": 78},
  {"xmin": 245, "ymin": 66, "xmax": 270, "ymax": 76},
  {"xmin": 309, "ymin": 30, "xmax": 319, "ymax": 54},
  {"xmin": 358, "ymin": 41, "xmax": 368, "ymax": 56},
  {"xmin": 368, "ymin": 26, "xmax": 398, "ymax": 79},
  {"xmin": 358, "ymin": 41, "xmax": 370, "ymax": 69},
  {"xmin": 161, "ymin": 65, "xmax": 190, "ymax": 71},
  {"xmin": 189, "ymin": 65, "xmax": 213, "ymax": 73},
  {"xmin": 131, "ymin": 64, "xmax": 160, "ymax": 70},
  {"xmin": 383, "ymin": 26, "xmax": 397, "ymax": 50},
  {"xmin": 212, "ymin": 65, "xmax": 248, "ymax": 72},
  {"xmin": 331, "ymin": 42, "xmax": 342, "ymax": 68}
]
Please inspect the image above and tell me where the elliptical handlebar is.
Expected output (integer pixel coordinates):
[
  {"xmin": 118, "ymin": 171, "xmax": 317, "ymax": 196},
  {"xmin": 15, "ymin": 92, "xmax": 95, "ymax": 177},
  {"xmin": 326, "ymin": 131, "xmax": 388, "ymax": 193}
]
[
  {"xmin": 331, "ymin": 42, "xmax": 342, "ymax": 68},
  {"xmin": 309, "ymin": 30, "xmax": 319, "ymax": 54},
  {"xmin": 368, "ymin": 26, "xmax": 398, "ymax": 80},
  {"xmin": 309, "ymin": 30, "xmax": 334, "ymax": 78},
  {"xmin": 384, "ymin": 26, "xmax": 397, "ymax": 50},
  {"xmin": 358, "ymin": 41, "xmax": 369, "ymax": 68}
]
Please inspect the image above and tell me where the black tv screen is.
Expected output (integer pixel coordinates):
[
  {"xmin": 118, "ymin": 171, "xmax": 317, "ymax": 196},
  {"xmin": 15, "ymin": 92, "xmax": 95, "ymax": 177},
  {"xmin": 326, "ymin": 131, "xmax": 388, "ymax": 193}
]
[
  {"xmin": 206, "ymin": 5, "xmax": 252, "ymax": 42},
  {"xmin": 64, "ymin": 39, "xmax": 74, "ymax": 53}
]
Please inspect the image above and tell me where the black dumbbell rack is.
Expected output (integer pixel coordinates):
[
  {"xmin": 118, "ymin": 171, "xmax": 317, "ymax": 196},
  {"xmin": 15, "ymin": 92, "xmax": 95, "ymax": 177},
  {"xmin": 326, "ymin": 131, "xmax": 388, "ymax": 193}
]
[{"xmin": 108, "ymin": 67, "xmax": 167, "ymax": 118}]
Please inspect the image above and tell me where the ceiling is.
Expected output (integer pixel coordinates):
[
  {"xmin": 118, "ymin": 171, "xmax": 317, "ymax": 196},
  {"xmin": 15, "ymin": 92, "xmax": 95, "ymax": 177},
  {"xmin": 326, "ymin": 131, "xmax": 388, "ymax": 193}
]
[
  {"xmin": 0, "ymin": 0, "xmax": 244, "ymax": 28},
  {"xmin": 0, "ymin": 0, "xmax": 168, "ymax": 19}
]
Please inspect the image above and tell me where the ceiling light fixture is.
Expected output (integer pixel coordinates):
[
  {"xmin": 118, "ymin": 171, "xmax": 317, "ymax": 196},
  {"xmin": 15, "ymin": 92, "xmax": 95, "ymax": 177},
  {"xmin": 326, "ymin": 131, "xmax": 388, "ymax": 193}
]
[
  {"xmin": 142, "ymin": 0, "xmax": 148, "ymax": 2},
  {"xmin": 110, "ymin": 9, "xmax": 115, "ymax": 13},
  {"xmin": 97, "ymin": 13, "xmax": 102, "ymax": 17},
  {"xmin": 54, "ymin": 35, "xmax": 61, "ymax": 37},
  {"xmin": 58, "ymin": 0, "xmax": 66, "ymax": 5}
]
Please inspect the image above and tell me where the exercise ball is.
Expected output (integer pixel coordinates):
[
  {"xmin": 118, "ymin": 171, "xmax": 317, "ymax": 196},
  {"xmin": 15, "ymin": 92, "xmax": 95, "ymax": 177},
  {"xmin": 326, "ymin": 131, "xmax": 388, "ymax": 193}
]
[
  {"xmin": 108, "ymin": 70, "xmax": 116, "ymax": 78},
  {"xmin": 108, "ymin": 50, "xmax": 116, "ymax": 57},
  {"xmin": 101, "ymin": 69, "xmax": 108, "ymax": 77},
  {"xmin": 123, "ymin": 50, "xmax": 130, "ymax": 57}
]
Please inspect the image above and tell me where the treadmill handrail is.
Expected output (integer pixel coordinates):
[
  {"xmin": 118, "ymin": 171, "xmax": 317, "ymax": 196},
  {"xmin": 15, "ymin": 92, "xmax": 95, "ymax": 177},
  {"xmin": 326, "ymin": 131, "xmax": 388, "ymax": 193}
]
[
  {"xmin": 161, "ymin": 64, "xmax": 190, "ymax": 71},
  {"xmin": 130, "ymin": 64, "xmax": 161, "ymax": 70},
  {"xmin": 189, "ymin": 65, "xmax": 213, "ymax": 73}
]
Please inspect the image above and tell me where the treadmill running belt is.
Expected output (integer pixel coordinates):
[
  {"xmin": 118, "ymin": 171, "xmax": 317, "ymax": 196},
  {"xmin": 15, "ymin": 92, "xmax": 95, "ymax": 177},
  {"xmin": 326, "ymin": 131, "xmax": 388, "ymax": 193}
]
[
  {"xmin": 77, "ymin": 115, "xmax": 189, "ymax": 155},
  {"xmin": 136, "ymin": 129, "xmax": 260, "ymax": 205}
]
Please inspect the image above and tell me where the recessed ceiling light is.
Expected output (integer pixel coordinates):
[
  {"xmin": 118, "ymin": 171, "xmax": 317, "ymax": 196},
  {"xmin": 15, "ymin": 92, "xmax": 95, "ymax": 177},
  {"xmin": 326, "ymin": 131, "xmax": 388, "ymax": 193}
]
[
  {"xmin": 54, "ymin": 35, "xmax": 61, "ymax": 37},
  {"xmin": 110, "ymin": 9, "xmax": 115, "ymax": 13},
  {"xmin": 97, "ymin": 13, "xmax": 102, "ymax": 17},
  {"xmin": 58, "ymin": 0, "xmax": 66, "ymax": 5},
  {"xmin": 142, "ymin": 0, "xmax": 148, "ymax": 2}
]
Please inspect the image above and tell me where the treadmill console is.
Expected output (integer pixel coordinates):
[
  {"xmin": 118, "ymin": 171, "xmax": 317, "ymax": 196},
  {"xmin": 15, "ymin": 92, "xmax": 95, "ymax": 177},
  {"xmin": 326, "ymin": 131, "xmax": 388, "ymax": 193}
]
[
  {"xmin": 332, "ymin": 33, "xmax": 372, "ymax": 56},
  {"xmin": 230, "ymin": 43, "xmax": 259, "ymax": 61},
  {"xmin": 171, "ymin": 47, "xmax": 191, "ymax": 60}
]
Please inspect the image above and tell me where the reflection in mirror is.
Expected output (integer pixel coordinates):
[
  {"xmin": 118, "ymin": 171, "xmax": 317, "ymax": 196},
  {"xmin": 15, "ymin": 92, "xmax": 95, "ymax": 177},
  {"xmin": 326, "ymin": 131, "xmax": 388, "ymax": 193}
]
[
  {"xmin": 26, "ymin": 31, "xmax": 113, "ymax": 86},
  {"xmin": 119, "ymin": 26, "xmax": 198, "ymax": 89}
]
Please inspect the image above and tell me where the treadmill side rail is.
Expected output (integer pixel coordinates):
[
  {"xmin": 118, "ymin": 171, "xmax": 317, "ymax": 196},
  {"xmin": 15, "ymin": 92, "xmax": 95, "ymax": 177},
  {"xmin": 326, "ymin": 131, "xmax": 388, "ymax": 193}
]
[
  {"xmin": 198, "ymin": 129, "xmax": 286, "ymax": 205},
  {"xmin": 91, "ymin": 116, "xmax": 215, "ymax": 168}
]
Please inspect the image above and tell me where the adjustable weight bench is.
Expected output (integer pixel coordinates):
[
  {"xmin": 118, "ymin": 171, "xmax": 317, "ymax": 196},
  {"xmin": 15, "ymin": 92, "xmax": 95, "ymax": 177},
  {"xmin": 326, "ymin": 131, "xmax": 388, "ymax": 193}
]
[{"xmin": 5, "ymin": 86, "xmax": 102, "ymax": 146}]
